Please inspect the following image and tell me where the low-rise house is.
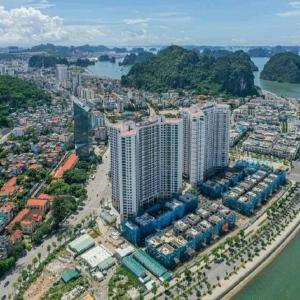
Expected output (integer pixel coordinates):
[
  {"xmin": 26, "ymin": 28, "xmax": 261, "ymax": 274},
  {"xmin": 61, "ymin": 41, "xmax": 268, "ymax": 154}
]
[
  {"xmin": 6, "ymin": 208, "xmax": 30, "ymax": 233},
  {"xmin": 0, "ymin": 202, "xmax": 14, "ymax": 224},
  {"xmin": 9, "ymin": 229, "xmax": 23, "ymax": 244},
  {"xmin": 26, "ymin": 198, "xmax": 49, "ymax": 214},
  {"xmin": 20, "ymin": 210, "xmax": 43, "ymax": 234},
  {"xmin": 0, "ymin": 177, "xmax": 22, "ymax": 201}
]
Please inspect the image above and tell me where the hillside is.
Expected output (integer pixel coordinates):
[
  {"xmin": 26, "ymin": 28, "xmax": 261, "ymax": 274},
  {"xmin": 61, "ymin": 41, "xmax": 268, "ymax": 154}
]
[
  {"xmin": 28, "ymin": 55, "xmax": 95, "ymax": 68},
  {"xmin": 121, "ymin": 46, "xmax": 257, "ymax": 97},
  {"xmin": 248, "ymin": 46, "xmax": 300, "ymax": 58},
  {"xmin": 260, "ymin": 52, "xmax": 300, "ymax": 83},
  {"xmin": 202, "ymin": 49, "xmax": 258, "ymax": 71},
  {"xmin": 119, "ymin": 52, "xmax": 154, "ymax": 66},
  {"xmin": 0, "ymin": 76, "xmax": 51, "ymax": 127}
]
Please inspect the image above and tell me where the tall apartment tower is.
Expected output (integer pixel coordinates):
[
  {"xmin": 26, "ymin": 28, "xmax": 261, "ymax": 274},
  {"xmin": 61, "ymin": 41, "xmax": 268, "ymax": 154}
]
[
  {"xmin": 73, "ymin": 98, "xmax": 93, "ymax": 159},
  {"xmin": 182, "ymin": 103, "xmax": 230, "ymax": 185},
  {"xmin": 109, "ymin": 116, "xmax": 183, "ymax": 220},
  {"xmin": 56, "ymin": 64, "xmax": 68, "ymax": 83}
]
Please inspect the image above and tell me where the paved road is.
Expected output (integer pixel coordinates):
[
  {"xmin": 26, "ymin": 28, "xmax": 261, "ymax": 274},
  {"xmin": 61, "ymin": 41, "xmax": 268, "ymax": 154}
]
[
  {"xmin": 0, "ymin": 150, "xmax": 111, "ymax": 298},
  {"xmin": 0, "ymin": 130, "xmax": 11, "ymax": 145},
  {"xmin": 289, "ymin": 161, "xmax": 300, "ymax": 183}
]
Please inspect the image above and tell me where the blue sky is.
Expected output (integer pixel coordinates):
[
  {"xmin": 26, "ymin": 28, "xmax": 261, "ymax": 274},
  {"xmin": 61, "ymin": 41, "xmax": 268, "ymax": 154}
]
[{"xmin": 0, "ymin": 0, "xmax": 299, "ymax": 46}]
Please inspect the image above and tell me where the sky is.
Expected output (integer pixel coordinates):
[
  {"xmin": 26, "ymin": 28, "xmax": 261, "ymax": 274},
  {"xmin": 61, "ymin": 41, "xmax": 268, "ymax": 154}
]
[{"xmin": 0, "ymin": 0, "xmax": 300, "ymax": 46}]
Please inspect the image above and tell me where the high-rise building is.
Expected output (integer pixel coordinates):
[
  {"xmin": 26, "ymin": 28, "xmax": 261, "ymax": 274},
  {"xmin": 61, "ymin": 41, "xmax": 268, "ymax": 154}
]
[
  {"xmin": 70, "ymin": 72, "xmax": 82, "ymax": 96},
  {"xmin": 91, "ymin": 111, "xmax": 105, "ymax": 128},
  {"xmin": 78, "ymin": 87, "xmax": 95, "ymax": 100},
  {"xmin": 181, "ymin": 103, "xmax": 230, "ymax": 185},
  {"xmin": 56, "ymin": 64, "xmax": 68, "ymax": 83},
  {"xmin": 0, "ymin": 64, "xmax": 5, "ymax": 75},
  {"xmin": 109, "ymin": 116, "xmax": 183, "ymax": 220},
  {"xmin": 73, "ymin": 99, "xmax": 93, "ymax": 159}
]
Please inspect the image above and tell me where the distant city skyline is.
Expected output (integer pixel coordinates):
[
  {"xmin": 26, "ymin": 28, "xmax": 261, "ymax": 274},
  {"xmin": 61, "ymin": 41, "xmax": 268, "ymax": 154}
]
[{"xmin": 0, "ymin": 0, "xmax": 300, "ymax": 46}]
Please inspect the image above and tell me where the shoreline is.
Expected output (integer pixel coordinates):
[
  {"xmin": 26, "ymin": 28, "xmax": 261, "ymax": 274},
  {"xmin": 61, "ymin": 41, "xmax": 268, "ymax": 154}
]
[
  {"xmin": 224, "ymin": 224, "xmax": 300, "ymax": 300},
  {"xmin": 203, "ymin": 212, "xmax": 300, "ymax": 300}
]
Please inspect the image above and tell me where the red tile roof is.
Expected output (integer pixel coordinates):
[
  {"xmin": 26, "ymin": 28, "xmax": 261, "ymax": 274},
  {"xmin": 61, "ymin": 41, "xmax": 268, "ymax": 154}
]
[
  {"xmin": 10, "ymin": 208, "xmax": 30, "ymax": 225},
  {"xmin": 1, "ymin": 177, "xmax": 19, "ymax": 196},
  {"xmin": 37, "ymin": 193, "xmax": 55, "ymax": 201},
  {"xmin": 29, "ymin": 163, "xmax": 42, "ymax": 170},
  {"xmin": 0, "ymin": 202, "xmax": 14, "ymax": 213},
  {"xmin": 26, "ymin": 198, "xmax": 48, "ymax": 208},
  {"xmin": 53, "ymin": 154, "xmax": 78, "ymax": 179},
  {"xmin": 22, "ymin": 210, "xmax": 43, "ymax": 224},
  {"xmin": 10, "ymin": 229, "xmax": 23, "ymax": 242},
  {"xmin": 3, "ymin": 177, "xmax": 17, "ymax": 188}
]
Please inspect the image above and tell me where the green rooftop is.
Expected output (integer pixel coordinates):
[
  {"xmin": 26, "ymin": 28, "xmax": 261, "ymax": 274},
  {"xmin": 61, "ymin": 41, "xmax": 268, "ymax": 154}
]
[
  {"xmin": 133, "ymin": 249, "xmax": 168, "ymax": 277},
  {"xmin": 69, "ymin": 234, "xmax": 95, "ymax": 255},
  {"xmin": 98, "ymin": 257, "xmax": 116, "ymax": 271},
  {"xmin": 61, "ymin": 268, "xmax": 80, "ymax": 283},
  {"xmin": 161, "ymin": 272, "xmax": 173, "ymax": 282},
  {"xmin": 122, "ymin": 255, "xmax": 147, "ymax": 278}
]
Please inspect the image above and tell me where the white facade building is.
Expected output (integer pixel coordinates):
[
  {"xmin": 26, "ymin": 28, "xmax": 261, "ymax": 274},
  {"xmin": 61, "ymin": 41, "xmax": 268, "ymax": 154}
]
[
  {"xmin": 56, "ymin": 64, "xmax": 68, "ymax": 83},
  {"xmin": 78, "ymin": 87, "xmax": 95, "ymax": 100},
  {"xmin": 181, "ymin": 103, "xmax": 230, "ymax": 185},
  {"xmin": 0, "ymin": 64, "xmax": 5, "ymax": 75},
  {"xmin": 109, "ymin": 116, "xmax": 183, "ymax": 220},
  {"xmin": 91, "ymin": 111, "xmax": 105, "ymax": 128}
]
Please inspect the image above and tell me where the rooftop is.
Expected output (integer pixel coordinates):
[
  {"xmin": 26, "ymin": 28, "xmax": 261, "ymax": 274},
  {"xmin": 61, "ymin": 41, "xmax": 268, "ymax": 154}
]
[
  {"xmin": 53, "ymin": 153, "xmax": 78, "ymax": 179},
  {"xmin": 26, "ymin": 198, "xmax": 48, "ymax": 208},
  {"xmin": 80, "ymin": 245, "xmax": 112, "ymax": 269}
]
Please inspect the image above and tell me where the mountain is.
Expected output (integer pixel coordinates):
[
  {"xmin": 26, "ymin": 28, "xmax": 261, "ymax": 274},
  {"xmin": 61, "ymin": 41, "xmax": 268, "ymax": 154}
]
[
  {"xmin": 28, "ymin": 55, "xmax": 95, "ymax": 68},
  {"xmin": 119, "ymin": 52, "xmax": 154, "ymax": 66},
  {"xmin": 260, "ymin": 52, "xmax": 300, "ymax": 83},
  {"xmin": 0, "ymin": 76, "xmax": 51, "ymax": 127},
  {"xmin": 248, "ymin": 46, "xmax": 300, "ymax": 58},
  {"xmin": 248, "ymin": 48, "xmax": 273, "ymax": 58},
  {"xmin": 99, "ymin": 55, "xmax": 116, "ymax": 63},
  {"xmin": 28, "ymin": 55, "xmax": 68, "ymax": 68},
  {"xmin": 202, "ymin": 49, "xmax": 258, "ymax": 71},
  {"xmin": 30, "ymin": 43, "xmax": 122, "ymax": 56},
  {"xmin": 121, "ymin": 45, "xmax": 257, "ymax": 97}
]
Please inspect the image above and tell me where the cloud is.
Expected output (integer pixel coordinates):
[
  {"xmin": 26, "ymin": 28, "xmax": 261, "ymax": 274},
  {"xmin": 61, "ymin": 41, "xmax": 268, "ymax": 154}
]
[
  {"xmin": 277, "ymin": 1, "xmax": 300, "ymax": 17},
  {"xmin": 123, "ymin": 18, "xmax": 151, "ymax": 25},
  {"xmin": 24, "ymin": 0, "xmax": 55, "ymax": 9},
  {"xmin": 289, "ymin": 1, "xmax": 300, "ymax": 9},
  {"xmin": 277, "ymin": 9, "xmax": 300, "ymax": 17},
  {"xmin": 0, "ymin": 6, "xmax": 108, "ymax": 45}
]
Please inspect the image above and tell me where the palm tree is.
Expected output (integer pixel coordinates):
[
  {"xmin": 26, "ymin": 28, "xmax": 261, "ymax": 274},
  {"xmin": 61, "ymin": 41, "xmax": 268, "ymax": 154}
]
[
  {"xmin": 27, "ymin": 263, "xmax": 32, "ymax": 274},
  {"xmin": 32, "ymin": 257, "xmax": 38, "ymax": 269},
  {"xmin": 21, "ymin": 269, "xmax": 28, "ymax": 281},
  {"xmin": 57, "ymin": 235, "xmax": 62, "ymax": 245},
  {"xmin": 37, "ymin": 252, "xmax": 42, "ymax": 264}
]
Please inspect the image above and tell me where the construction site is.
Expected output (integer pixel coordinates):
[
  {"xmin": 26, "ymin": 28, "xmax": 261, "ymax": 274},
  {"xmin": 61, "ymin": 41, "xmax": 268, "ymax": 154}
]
[
  {"xmin": 145, "ymin": 203, "xmax": 236, "ymax": 269},
  {"xmin": 121, "ymin": 193, "xmax": 198, "ymax": 245},
  {"xmin": 222, "ymin": 168, "xmax": 286, "ymax": 215}
]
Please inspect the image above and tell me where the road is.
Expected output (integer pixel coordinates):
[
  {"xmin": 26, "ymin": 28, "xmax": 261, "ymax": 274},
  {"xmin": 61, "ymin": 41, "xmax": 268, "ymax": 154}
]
[
  {"xmin": 0, "ymin": 130, "xmax": 11, "ymax": 145},
  {"xmin": 289, "ymin": 161, "xmax": 300, "ymax": 183},
  {"xmin": 0, "ymin": 150, "xmax": 111, "ymax": 298}
]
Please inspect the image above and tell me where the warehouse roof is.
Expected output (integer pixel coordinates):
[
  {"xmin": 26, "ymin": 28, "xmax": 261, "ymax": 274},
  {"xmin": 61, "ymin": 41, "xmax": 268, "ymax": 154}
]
[
  {"xmin": 133, "ymin": 249, "xmax": 168, "ymax": 277},
  {"xmin": 122, "ymin": 255, "xmax": 147, "ymax": 278},
  {"xmin": 98, "ymin": 257, "xmax": 116, "ymax": 271},
  {"xmin": 69, "ymin": 234, "xmax": 95, "ymax": 255},
  {"xmin": 80, "ymin": 245, "xmax": 112, "ymax": 269},
  {"xmin": 61, "ymin": 268, "xmax": 80, "ymax": 283}
]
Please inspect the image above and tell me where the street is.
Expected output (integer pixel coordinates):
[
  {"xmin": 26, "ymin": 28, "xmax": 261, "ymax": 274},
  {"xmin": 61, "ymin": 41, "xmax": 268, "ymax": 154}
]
[{"xmin": 0, "ymin": 150, "xmax": 111, "ymax": 298}]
